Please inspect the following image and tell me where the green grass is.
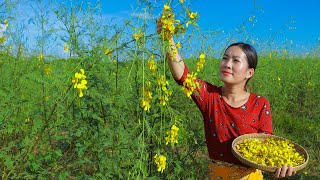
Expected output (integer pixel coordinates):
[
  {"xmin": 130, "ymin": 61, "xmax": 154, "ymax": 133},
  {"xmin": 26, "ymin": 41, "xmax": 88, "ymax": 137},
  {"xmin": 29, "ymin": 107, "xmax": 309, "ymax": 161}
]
[
  {"xmin": 1, "ymin": 0, "xmax": 319, "ymax": 178},
  {"xmin": 0, "ymin": 51, "xmax": 319, "ymax": 179}
]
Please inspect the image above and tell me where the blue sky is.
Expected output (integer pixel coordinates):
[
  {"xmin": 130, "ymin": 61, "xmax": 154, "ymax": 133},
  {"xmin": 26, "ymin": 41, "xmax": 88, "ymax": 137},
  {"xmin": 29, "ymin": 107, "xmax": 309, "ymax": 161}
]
[
  {"xmin": 5, "ymin": 0, "xmax": 320, "ymax": 57},
  {"xmin": 101, "ymin": 0, "xmax": 320, "ymax": 55},
  {"xmin": 104, "ymin": 0, "xmax": 320, "ymax": 42},
  {"xmin": 194, "ymin": 0, "xmax": 320, "ymax": 42}
]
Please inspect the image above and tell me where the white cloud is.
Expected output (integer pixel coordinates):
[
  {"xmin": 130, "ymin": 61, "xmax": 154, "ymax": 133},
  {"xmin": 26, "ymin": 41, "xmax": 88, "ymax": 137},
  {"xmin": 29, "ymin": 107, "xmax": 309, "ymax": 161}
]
[
  {"xmin": 132, "ymin": 12, "xmax": 155, "ymax": 20},
  {"xmin": 0, "ymin": 24, "xmax": 6, "ymax": 36}
]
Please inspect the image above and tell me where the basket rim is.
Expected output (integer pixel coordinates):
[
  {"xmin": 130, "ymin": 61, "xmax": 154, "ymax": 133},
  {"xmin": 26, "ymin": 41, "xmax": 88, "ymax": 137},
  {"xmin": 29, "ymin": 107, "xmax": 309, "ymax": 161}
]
[{"xmin": 231, "ymin": 133, "xmax": 309, "ymax": 172}]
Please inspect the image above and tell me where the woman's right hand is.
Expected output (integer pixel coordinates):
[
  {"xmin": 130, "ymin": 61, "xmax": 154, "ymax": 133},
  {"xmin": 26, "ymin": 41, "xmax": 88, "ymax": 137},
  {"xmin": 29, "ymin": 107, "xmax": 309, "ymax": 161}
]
[
  {"xmin": 156, "ymin": 18, "xmax": 174, "ymax": 45},
  {"xmin": 156, "ymin": 17, "xmax": 184, "ymax": 80}
]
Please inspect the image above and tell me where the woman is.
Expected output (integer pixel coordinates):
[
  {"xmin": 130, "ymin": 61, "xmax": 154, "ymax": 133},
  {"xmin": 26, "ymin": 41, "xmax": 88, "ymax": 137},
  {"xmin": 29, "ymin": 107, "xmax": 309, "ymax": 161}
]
[{"xmin": 156, "ymin": 21, "xmax": 296, "ymax": 179}]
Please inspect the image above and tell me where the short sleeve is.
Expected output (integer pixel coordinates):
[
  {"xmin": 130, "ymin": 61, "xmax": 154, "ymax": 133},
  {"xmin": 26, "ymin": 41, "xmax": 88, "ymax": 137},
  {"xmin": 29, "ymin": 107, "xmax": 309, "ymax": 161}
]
[
  {"xmin": 173, "ymin": 63, "xmax": 210, "ymax": 114},
  {"xmin": 191, "ymin": 80, "xmax": 211, "ymax": 112},
  {"xmin": 174, "ymin": 62, "xmax": 189, "ymax": 86}
]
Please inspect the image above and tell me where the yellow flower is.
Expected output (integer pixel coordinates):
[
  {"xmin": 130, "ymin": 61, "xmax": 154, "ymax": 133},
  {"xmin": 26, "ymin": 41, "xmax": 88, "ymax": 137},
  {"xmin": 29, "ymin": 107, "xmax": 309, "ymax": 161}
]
[
  {"xmin": 247, "ymin": 169, "xmax": 263, "ymax": 180},
  {"xmin": 76, "ymin": 80, "xmax": 88, "ymax": 97},
  {"xmin": 157, "ymin": 75, "xmax": 171, "ymax": 106},
  {"xmin": 176, "ymin": 42, "xmax": 181, "ymax": 49},
  {"xmin": 269, "ymin": 52, "xmax": 272, "ymax": 59},
  {"xmin": 165, "ymin": 124, "xmax": 179, "ymax": 145},
  {"xmin": 146, "ymin": 81, "xmax": 151, "ymax": 87},
  {"xmin": 0, "ymin": 36, "xmax": 6, "ymax": 44},
  {"xmin": 182, "ymin": 86, "xmax": 193, "ymax": 98},
  {"xmin": 188, "ymin": 12, "xmax": 198, "ymax": 19},
  {"xmin": 25, "ymin": 118, "xmax": 31, "ymax": 123},
  {"xmin": 175, "ymin": 24, "xmax": 186, "ymax": 37},
  {"xmin": 182, "ymin": 72, "xmax": 199, "ymax": 98},
  {"xmin": 72, "ymin": 69, "xmax": 88, "ymax": 97},
  {"xmin": 104, "ymin": 48, "xmax": 113, "ymax": 60},
  {"xmin": 159, "ymin": 95, "xmax": 168, "ymax": 106},
  {"xmin": 196, "ymin": 63, "xmax": 203, "ymax": 72},
  {"xmin": 104, "ymin": 48, "xmax": 112, "ymax": 55},
  {"xmin": 133, "ymin": 30, "xmax": 143, "ymax": 41},
  {"xmin": 164, "ymin": 4, "xmax": 170, "ymax": 10},
  {"xmin": 38, "ymin": 53, "xmax": 44, "ymax": 61},
  {"xmin": 168, "ymin": 46, "xmax": 178, "ymax": 59},
  {"xmin": 186, "ymin": 11, "xmax": 199, "ymax": 28},
  {"xmin": 283, "ymin": 49, "xmax": 287, "ymax": 55},
  {"xmin": 64, "ymin": 43, "xmax": 70, "ymax": 52},
  {"xmin": 154, "ymin": 154, "xmax": 166, "ymax": 173},
  {"xmin": 145, "ymin": 91, "xmax": 152, "ymax": 100},
  {"xmin": 147, "ymin": 55, "xmax": 157, "ymax": 73},
  {"xmin": 199, "ymin": 53, "xmax": 205, "ymax": 60},
  {"xmin": 4, "ymin": 20, "xmax": 8, "ymax": 27},
  {"xmin": 159, "ymin": 4, "xmax": 179, "ymax": 41},
  {"xmin": 140, "ymin": 82, "xmax": 153, "ymax": 112},
  {"xmin": 140, "ymin": 98, "xmax": 151, "ymax": 112},
  {"xmin": 196, "ymin": 53, "xmax": 206, "ymax": 72},
  {"xmin": 80, "ymin": 69, "xmax": 85, "ymax": 75},
  {"xmin": 80, "ymin": 79, "xmax": 88, "ymax": 86},
  {"xmin": 44, "ymin": 65, "xmax": 52, "ymax": 75},
  {"xmin": 171, "ymin": 125, "xmax": 179, "ymax": 132},
  {"xmin": 179, "ymin": 0, "xmax": 185, "ymax": 3},
  {"xmin": 236, "ymin": 138, "xmax": 305, "ymax": 167}
]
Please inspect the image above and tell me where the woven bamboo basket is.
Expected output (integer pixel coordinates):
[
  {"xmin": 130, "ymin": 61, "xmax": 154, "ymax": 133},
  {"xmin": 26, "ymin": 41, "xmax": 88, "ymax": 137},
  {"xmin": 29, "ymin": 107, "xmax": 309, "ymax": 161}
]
[{"xmin": 231, "ymin": 133, "xmax": 309, "ymax": 172}]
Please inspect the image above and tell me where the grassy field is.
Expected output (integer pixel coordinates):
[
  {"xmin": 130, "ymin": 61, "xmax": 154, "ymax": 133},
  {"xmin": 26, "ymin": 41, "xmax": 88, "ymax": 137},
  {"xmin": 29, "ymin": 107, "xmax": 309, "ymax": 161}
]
[
  {"xmin": 0, "ymin": 51, "xmax": 319, "ymax": 179},
  {"xmin": 1, "ymin": 0, "xmax": 319, "ymax": 179}
]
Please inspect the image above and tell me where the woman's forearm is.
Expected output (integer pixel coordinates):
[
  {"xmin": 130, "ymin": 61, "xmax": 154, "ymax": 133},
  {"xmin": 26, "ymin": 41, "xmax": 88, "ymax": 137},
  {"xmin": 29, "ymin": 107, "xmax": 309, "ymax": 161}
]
[{"xmin": 166, "ymin": 38, "xmax": 185, "ymax": 80}]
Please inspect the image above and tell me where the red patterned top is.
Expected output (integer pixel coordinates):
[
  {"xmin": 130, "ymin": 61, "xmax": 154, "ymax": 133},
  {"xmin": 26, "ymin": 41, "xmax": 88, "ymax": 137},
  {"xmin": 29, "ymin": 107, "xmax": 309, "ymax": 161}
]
[{"xmin": 175, "ymin": 65, "xmax": 273, "ymax": 165}]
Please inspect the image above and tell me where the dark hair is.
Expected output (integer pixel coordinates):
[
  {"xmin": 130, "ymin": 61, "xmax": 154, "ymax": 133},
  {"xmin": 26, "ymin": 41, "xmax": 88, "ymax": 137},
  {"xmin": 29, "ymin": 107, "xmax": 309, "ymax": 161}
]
[{"xmin": 226, "ymin": 42, "xmax": 258, "ymax": 89}]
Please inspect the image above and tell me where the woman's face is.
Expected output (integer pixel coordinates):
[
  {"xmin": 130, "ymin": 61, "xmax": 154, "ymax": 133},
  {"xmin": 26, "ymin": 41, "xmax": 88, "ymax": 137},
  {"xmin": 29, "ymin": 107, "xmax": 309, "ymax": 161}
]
[{"xmin": 219, "ymin": 46, "xmax": 254, "ymax": 84}]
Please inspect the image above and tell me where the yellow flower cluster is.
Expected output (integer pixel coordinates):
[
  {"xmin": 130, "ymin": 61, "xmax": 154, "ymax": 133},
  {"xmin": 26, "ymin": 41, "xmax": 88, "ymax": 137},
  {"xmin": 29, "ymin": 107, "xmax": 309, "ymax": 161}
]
[
  {"xmin": 186, "ymin": 11, "xmax": 199, "ymax": 27},
  {"xmin": 236, "ymin": 138, "xmax": 305, "ymax": 167},
  {"xmin": 154, "ymin": 154, "xmax": 166, "ymax": 173},
  {"xmin": 133, "ymin": 29, "xmax": 143, "ymax": 41},
  {"xmin": 283, "ymin": 49, "xmax": 287, "ymax": 55},
  {"xmin": 25, "ymin": 118, "xmax": 31, "ymax": 123},
  {"xmin": 243, "ymin": 169, "xmax": 263, "ymax": 180},
  {"xmin": 4, "ymin": 20, "xmax": 8, "ymax": 27},
  {"xmin": 168, "ymin": 42, "xmax": 183, "ymax": 60},
  {"xmin": 0, "ymin": 36, "xmax": 6, "ymax": 44},
  {"xmin": 140, "ymin": 81, "xmax": 153, "ymax": 112},
  {"xmin": 104, "ymin": 48, "xmax": 113, "ymax": 60},
  {"xmin": 159, "ymin": 4, "xmax": 179, "ymax": 41},
  {"xmin": 165, "ymin": 124, "xmax": 179, "ymax": 146},
  {"xmin": 147, "ymin": 55, "xmax": 157, "ymax": 73},
  {"xmin": 72, "ymin": 69, "xmax": 88, "ymax": 98},
  {"xmin": 196, "ymin": 53, "xmax": 205, "ymax": 72},
  {"xmin": 44, "ymin": 65, "xmax": 52, "ymax": 76},
  {"xmin": 157, "ymin": 75, "xmax": 172, "ymax": 106},
  {"xmin": 182, "ymin": 72, "xmax": 199, "ymax": 98},
  {"xmin": 38, "ymin": 53, "xmax": 44, "ymax": 62},
  {"xmin": 175, "ymin": 42, "xmax": 181, "ymax": 49},
  {"xmin": 64, "ymin": 43, "xmax": 70, "ymax": 53}
]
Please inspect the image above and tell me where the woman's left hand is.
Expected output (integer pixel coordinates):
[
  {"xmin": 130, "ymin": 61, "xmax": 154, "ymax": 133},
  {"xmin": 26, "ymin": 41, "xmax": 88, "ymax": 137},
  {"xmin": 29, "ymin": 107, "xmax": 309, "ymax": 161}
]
[{"xmin": 273, "ymin": 165, "xmax": 296, "ymax": 178}]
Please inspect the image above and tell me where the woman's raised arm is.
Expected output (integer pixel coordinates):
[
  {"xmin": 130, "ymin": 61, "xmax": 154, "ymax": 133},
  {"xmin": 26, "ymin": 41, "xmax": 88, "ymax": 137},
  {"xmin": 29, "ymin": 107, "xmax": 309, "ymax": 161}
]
[{"xmin": 156, "ymin": 20, "xmax": 185, "ymax": 80}]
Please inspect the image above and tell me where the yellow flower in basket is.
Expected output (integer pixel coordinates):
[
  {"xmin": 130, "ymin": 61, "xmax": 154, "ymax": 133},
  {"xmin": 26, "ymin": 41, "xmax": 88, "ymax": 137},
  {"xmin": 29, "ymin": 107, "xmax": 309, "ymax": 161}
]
[{"xmin": 232, "ymin": 133, "xmax": 309, "ymax": 172}]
